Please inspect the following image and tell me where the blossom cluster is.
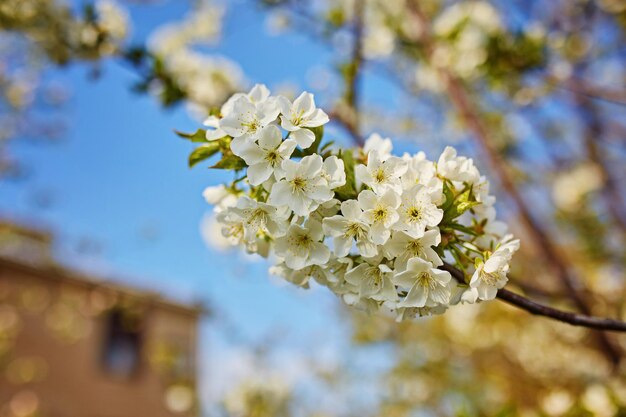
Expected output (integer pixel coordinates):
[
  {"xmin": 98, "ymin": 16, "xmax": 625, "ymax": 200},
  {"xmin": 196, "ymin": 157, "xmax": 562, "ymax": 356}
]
[{"xmin": 195, "ymin": 85, "xmax": 519, "ymax": 320}]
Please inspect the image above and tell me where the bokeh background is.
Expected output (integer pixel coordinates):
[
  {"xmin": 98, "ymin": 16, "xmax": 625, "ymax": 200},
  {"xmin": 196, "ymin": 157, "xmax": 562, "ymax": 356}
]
[{"xmin": 1, "ymin": 0, "xmax": 626, "ymax": 416}]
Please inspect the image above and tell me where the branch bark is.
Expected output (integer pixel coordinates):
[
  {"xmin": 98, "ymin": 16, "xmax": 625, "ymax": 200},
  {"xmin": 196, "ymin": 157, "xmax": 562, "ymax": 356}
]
[{"xmin": 439, "ymin": 264, "xmax": 626, "ymax": 332}]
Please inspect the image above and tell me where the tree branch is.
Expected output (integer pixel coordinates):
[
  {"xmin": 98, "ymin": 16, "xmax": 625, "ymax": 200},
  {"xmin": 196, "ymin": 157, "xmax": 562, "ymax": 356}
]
[
  {"xmin": 439, "ymin": 264, "xmax": 626, "ymax": 332},
  {"xmin": 405, "ymin": 0, "xmax": 622, "ymax": 365}
]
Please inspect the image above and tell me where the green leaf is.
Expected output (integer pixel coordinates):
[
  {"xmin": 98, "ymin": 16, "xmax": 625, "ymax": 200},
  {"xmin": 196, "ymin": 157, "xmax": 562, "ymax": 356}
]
[
  {"xmin": 441, "ymin": 181, "xmax": 456, "ymax": 210},
  {"xmin": 446, "ymin": 223, "xmax": 479, "ymax": 236},
  {"xmin": 175, "ymin": 129, "xmax": 209, "ymax": 143},
  {"xmin": 441, "ymin": 186, "xmax": 480, "ymax": 223},
  {"xmin": 334, "ymin": 150, "xmax": 358, "ymax": 201},
  {"xmin": 188, "ymin": 142, "xmax": 221, "ymax": 168},
  {"xmin": 211, "ymin": 155, "xmax": 247, "ymax": 170}
]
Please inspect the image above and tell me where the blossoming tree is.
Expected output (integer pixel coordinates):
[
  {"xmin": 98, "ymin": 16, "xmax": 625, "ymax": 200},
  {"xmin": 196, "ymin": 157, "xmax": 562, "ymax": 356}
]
[{"xmin": 3, "ymin": 0, "xmax": 626, "ymax": 414}]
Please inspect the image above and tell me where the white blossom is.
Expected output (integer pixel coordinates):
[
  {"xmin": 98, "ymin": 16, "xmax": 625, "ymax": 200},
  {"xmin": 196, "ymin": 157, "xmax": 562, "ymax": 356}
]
[
  {"xmin": 363, "ymin": 133, "xmax": 393, "ymax": 159},
  {"xmin": 268, "ymin": 155, "xmax": 333, "ymax": 216},
  {"xmin": 345, "ymin": 260, "xmax": 398, "ymax": 303},
  {"xmin": 220, "ymin": 95, "xmax": 280, "ymax": 142},
  {"xmin": 437, "ymin": 146, "xmax": 480, "ymax": 184},
  {"xmin": 394, "ymin": 257, "xmax": 452, "ymax": 308},
  {"xmin": 198, "ymin": 88, "xmax": 519, "ymax": 321},
  {"xmin": 322, "ymin": 156, "xmax": 346, "ymax": 189},
  {"xmin": 384, "ymin": 229, "xmax": 442, "ymax": 271},
  {"xmin": 322, "ymin": 200, "xmax": 377, "ymax": 258},
  {"xmin": 358, "ymin": 189, "xmax": 400, "ymax": 245},
  {"xmin": 355, "ymin": 150, "xmax": 407, "ymax": 194},
  {"xmin": 228, "ymin": 196, "xmax": 289, "ymax": 243},
  {"xmin": 236, "ymin": 125, "xmax": 297, "ymax": 185},
  {"xmin": 470, "ymin": 235, "xmax": 520, "ymax": 300},
  {"xmin": 274, "ymin": 220, "xmax": 330, "ymax": 270},
  {"xmin": 394, "ymin": 185, "xmax": 444, "ymax": 237},
  {"xmin": 278, "ymin": 92, "xmax": 329, "ymax": 148}
]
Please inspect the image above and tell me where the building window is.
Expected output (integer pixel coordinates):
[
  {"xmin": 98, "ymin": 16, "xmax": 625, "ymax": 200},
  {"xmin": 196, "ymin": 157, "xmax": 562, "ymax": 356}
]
[{"xmin": 101, "ymin": 308, "xmax": 142, "ymax": 378}]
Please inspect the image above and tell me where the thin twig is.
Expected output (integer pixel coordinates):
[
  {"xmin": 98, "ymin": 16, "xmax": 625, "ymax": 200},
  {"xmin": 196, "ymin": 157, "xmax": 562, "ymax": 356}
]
[{"xmin": 439, "ymin": 264, "xmax": 626, "ymax": 332}]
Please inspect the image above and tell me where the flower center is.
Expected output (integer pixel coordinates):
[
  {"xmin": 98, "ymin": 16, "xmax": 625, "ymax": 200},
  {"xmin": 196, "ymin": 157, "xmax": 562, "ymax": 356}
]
[
  {"xmin": 265, "ymin": 150, "xmax": 281, "ymax": 166},
  {"xmin": 416, "ymin": 271, "xmax": 436, "ymax": 290},
  {"xmin": 407, "ymin": 206, "xmax": 422, "ymax": 222},
  {"xmin": 246, "ymin": 208, "xmax": 268, "ymax": 228},
  {"xmin": 406, "ymin": 240, "xmax": 422, "ymax": 256},
  {"xmin": 292, "ymin": 109, "xmax": 305, "ymax": 126},
  {"xmin": 290, "ymin": 176, "xmax": 308, "ymax": 192},
  {"xmin": 365, "ymin": 266, "xmax": 383, "ymax": 288},
  {"xmin": 289, "ymin": 232, "xmax": 313, "ymax": 251},
  {"xmin": 374, "ymin": 168, "xmax": 387, "ymax": 183},
  {"xmin": 224, "ymin": 223, "xmax": 243, "ymax": 239},
  {"xmin": 480, "ymin": 269, "xmax": 500, "ymax": 286},
  {"xmin": 243, "ymin": 118, "xmax": 260, "ymax": 133},
  {"xmin": 344, "ymin": 222, "xmax": 367, "ymax": 240},
  {"xmin": 373, "ymin": 207, "xmax": 388, "ymax": 222}
]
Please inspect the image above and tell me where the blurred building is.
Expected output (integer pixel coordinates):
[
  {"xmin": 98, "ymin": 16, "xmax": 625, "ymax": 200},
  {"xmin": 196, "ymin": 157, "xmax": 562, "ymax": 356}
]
[{"xmin": 0, "ymin": 220, "xmax": 203, "ymax": 417}]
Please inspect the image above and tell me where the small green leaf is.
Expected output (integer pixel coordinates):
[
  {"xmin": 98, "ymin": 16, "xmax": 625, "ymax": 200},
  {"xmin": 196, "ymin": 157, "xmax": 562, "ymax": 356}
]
[
  {"xmin": 188, "ymin": 142, "xmax": 221, "ymax": 168},
  {"xmin": 176, "ymin": 129, "xmax": 209, "ymax": 143},
  {"xmin": 441, "ymin": 186, "xmax": 481, "ymax": 223},
  {"xmin": 446, "ymin": 223, "xmax": 479, "ymax": 236},
  {"xmin": 441, "ymin": 181, "xmax": 456, "ymax": 210},
  {"xmin": 211, "ymin": 155, "xmax": 247, "ymax": 170}
]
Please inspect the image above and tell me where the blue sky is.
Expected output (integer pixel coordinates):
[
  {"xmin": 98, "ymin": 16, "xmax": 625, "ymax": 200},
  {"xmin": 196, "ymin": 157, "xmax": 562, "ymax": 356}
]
[{"xmin": 1, "ymin": 0, "xmax": 407, "ymax": 409}]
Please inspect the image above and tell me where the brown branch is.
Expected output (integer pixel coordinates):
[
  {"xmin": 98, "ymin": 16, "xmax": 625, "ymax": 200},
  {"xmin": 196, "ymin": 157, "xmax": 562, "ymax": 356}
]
[
  {"xmin": 497, "ymin": 289, "xmax": 626, "ymax": 332},
  {"xmin": 547, "ymin": 75, "xmax": 626, "ymax": 107},
  {"xmin": 439, "ymin": 264, "xmax": 626, "ymax": 332},
  {"xmin": 405, "ymin": 1, "xmax": 622, "ymax": 364}
]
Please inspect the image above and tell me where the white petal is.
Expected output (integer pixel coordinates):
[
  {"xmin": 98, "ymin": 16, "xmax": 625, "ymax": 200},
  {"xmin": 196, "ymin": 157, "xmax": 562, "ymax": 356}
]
[
  {"xmin": 247, "ymin": 163, "xmax": 273, "ymax": 186},
  {"xmin": 309, "ymin": 242, "xmax": 330, "ymax": 265},
  {"xmin": 401, "ymin": 284, "xmax": 428, "ymax": 308},
  {"xmin": 357, "ymin": 190, "xmax": 378, "ymax": 211},
  {"xmin": 334, "ymin": 236, "xmax": 353, "ymax": 257},
  {"xmin": 300, "ymin": 155, "xmax": 323, "ymax": 177},
  {"xmin": 258, "ymin": 125, "xmax": 283, "ymax": 149},
  {"xmin": 302, "ymin": 108, "xmax": 329, "ymax": 127},
  {"xmin": 293, "ymin": 92, "xmax": 315, "ymax": 117},
  {"xmin": 341, "ymin": 200, "xmax": 362, "ymax": 220},
  {"xmin": 290, "ymin": 128, "xmax": 315, "ymax": 148}
]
